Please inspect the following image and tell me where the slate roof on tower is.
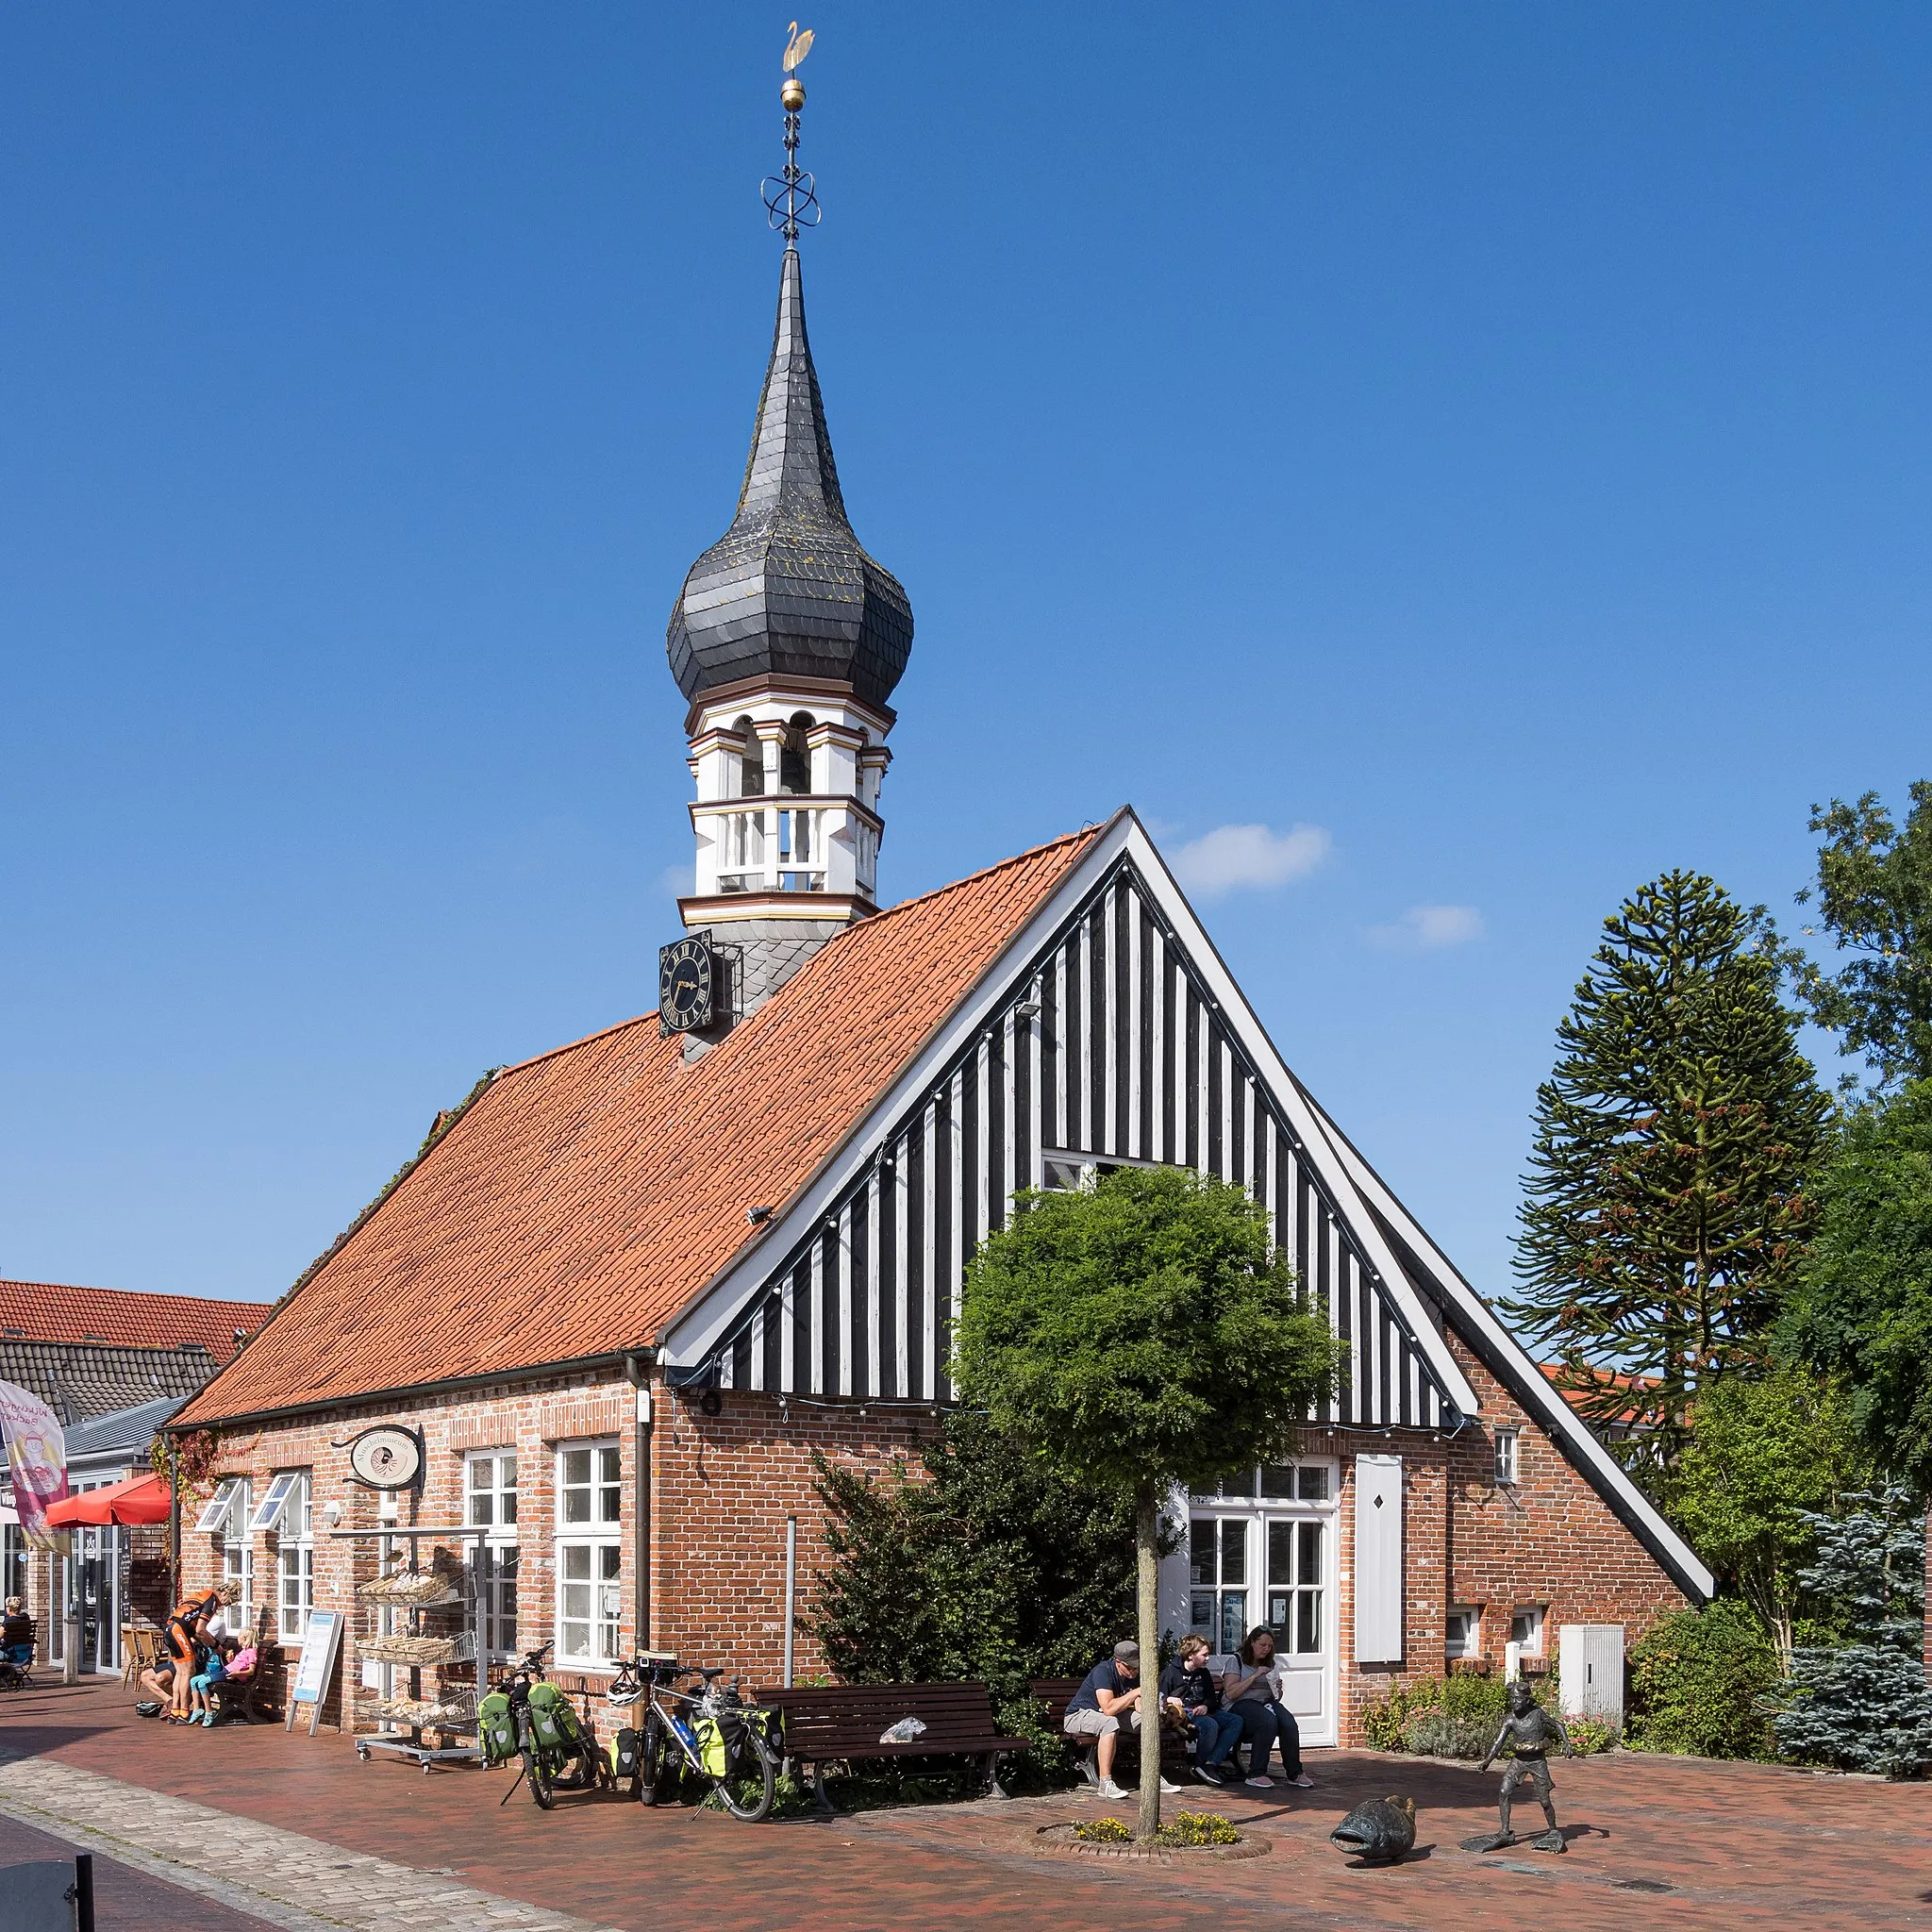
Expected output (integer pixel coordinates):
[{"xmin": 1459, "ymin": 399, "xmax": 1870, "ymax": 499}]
[
  {"xmin": 174, "ymin": 825, "xmax": 1098, "ymax": 1426},
  {"xmin": 665, "ymin": 245, "xmax": 914, "ymax": 712}
]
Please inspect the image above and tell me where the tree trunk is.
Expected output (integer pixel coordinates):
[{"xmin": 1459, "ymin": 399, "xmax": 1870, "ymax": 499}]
[{"xmin": 1135, "ymin": 1482, "xmax": 1161, "ymax": 1843}]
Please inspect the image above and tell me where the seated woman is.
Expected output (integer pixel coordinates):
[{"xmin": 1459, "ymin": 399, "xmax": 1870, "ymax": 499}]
[
  {"xmin": 1224, "ymin": 1627, "xmax": 1315, "ymax": 1790},
  {"xmin": 2, "ymin": 1595, "xmax": 33, "ymax": 1659}
]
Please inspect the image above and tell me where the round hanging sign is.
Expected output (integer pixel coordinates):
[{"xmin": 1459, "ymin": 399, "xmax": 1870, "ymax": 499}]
[{"xmin": 345, "ymin": 1424, "xmax": 424, "ymax": 1491}]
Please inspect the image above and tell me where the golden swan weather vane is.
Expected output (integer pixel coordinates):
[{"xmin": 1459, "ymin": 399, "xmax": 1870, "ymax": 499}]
[{"xmin": 765, "ymin": 22, "xmax": 821, "ymax": 242}]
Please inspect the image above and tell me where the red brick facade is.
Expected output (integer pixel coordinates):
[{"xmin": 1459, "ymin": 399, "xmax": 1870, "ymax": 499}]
[{"xmin": 179, "ymin": 1330, "xmax": 1690, "ymax": 1748}]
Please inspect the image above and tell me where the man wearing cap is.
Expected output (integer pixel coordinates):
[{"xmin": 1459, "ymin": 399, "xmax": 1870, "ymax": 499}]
[{"xmin": 1062, "ymin": 1640, "xmax": 1182, "ymax": 1801}]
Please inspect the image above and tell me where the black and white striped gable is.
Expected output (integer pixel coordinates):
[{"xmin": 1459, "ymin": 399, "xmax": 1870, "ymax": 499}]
[{"xmin": 665, "ymin": 825, "xmax": 1476, "ymax": 1431}]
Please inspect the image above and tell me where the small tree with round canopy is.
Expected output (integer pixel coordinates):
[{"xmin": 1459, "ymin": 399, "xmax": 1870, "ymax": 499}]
[{"xmin": 953, "ymin": 1164, "xmax": 1344, "ymax": 1840}]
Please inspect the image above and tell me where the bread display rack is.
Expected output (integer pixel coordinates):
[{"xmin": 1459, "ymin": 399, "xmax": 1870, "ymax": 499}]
[{"xmin": 328, "ymin": 1523, "xmax": 492, "ymax": 1773}]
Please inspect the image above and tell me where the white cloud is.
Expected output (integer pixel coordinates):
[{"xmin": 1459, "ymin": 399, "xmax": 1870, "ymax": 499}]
[
  {"xmin": 1171, "ymin": 823, "xmax": 1333, "ymax": 898},
  {"xmin": 1369, "ymin": 904, "xmax": 1486, "ymax": 950}
]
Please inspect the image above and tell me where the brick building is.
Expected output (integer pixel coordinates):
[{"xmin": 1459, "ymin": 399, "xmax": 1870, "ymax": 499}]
[
  {"xmin": 169, "ymin": 108, "xmax": 1710, "ymax": 1747},
  {"xmin": 0, "ymin": 1278, "xmax": 270, "ymax": 1674}
]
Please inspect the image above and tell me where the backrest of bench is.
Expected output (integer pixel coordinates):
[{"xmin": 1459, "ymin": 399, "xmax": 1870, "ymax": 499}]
[
  {"xmin": 1028, "ymin": 1677, "xmax": 1084, "ymax": 1727},
  {"xmin": 753, "ymin": 1681, "xmax": 1000, "ymax": 1753}
]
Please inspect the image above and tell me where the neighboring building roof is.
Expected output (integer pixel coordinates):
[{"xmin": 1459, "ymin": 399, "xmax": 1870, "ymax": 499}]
[
  {"xmin": 63, "ymin": 1395, "xmax": 183, "ymax": 1462},
  {"xmin": 175, "ymin": 825, "xmax": 1100, "ymax": 1426},
  {"xmin": 666, "ymin": 244, "xmax": 913, "ymax": 711},
  {"xmin": 1541, "ymin": 1362, "xmax": 1661, "ymax": 1430},
  {"xmin": 0, "ymin": 1341, "xmax": 231, "ymax": 1425},
  {"xmin": 0, "ymin": 1280, "xmax": 269, "ymax": 1358}
]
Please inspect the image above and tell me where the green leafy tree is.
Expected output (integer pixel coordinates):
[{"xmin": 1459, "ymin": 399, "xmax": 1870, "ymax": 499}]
[
  {"xmin": 953, "ymin": 1166, "xmax": 1343, "ymax": 1840},
  {"xmin": 1777, "ymin": 1080, "xmax": 1932, "ymax": 1492},
  {"xmin": 1786, "ymin": 783, "xmax": 1932, "ymax": 1091},
  {"xmin": 806, "ymin": 1409, "xmax": 1141, "ymax": 1765},
  {"xmin": 1508, "ymin": 872, "xmax": 1831, "ymax": 1468},
  {"xmin": 1664, "ymin": 1366, "xmax": 1871, "ymax": 1665}
]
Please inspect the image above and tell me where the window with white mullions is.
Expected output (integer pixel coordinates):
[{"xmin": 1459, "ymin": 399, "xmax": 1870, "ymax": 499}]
[
  {"xmin": 465, "ymin": 1451, "xmax": 519, "ymax": 1661},
  {"xmin": 1188, "ymin": 1517, "xmax": 1251, "ymax": 1655},
  {"xmin": 1265, "ymin": 1518, "xmax": 1324, "ymax": 1656},
  {"xmin": 204, "ymin": 1478, "xmax": 253, "ymax": 1632},
  {"xmin": 267, "ymin": 1472, "xmax": 312, "ymax": 1645},
  {"xmin": 554, "ymin": 1441, "xmax": 622, "ymax": 1668}
]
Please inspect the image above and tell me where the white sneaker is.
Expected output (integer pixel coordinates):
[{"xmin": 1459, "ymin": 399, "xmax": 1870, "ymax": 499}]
[
  {"xmin": 1286, "ymin": 1771, "xmax": 1314, "ymax": 1788},
  {"xmin": 1158, "ymin": 1777, "xmax": 1183, "ymax": 1794},
  {"xmin": 1095, "ymin": 1778, "xmax": 1128, "ymax": 1800},
  {"xmin": 1244, "ymin": 1774, "xmax": 1274, "ymax": 1788}
]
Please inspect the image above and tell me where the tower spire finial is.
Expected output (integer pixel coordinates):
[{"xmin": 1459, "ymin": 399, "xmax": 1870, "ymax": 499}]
[{"xmin": 764, "ymin": 24, "xmax": 820, "ymax": 243}]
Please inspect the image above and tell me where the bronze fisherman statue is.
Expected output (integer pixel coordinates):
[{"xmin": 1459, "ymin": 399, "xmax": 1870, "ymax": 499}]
[{"xmin": 1462, "ymin": 1680, "xmax": 1575, "ymax": 1854}]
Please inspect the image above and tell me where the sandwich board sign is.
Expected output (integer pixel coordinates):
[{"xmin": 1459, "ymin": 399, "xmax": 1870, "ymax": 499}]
[{"xmin": 286, "ymin": 1609, "xmax": 344, "ymax": 1737}]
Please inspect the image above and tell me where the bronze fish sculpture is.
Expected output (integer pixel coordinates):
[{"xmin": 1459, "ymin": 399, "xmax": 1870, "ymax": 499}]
[{"xmin": 1330, "ymin": 1794, "xmax": 1417, "ymax": 1863}]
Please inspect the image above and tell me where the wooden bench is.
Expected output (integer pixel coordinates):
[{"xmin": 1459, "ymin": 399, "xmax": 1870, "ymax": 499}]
[
  {"xmin": 210, "ymin": 1610, "xmax": 284, "ymax": 1725},
  {"xmin": 1030, "ymin": 1675, "xmax": 1195, "ymax": 1786},
  {"xmin": 754, "ymin": 1681, "xmax": 1029, "ymax": 1815}
]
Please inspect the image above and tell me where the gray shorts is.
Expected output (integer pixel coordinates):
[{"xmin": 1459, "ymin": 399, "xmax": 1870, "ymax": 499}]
[{"xmin": 1063, "ymin": 1707, "xmax": 1142, "ymax": 1740}]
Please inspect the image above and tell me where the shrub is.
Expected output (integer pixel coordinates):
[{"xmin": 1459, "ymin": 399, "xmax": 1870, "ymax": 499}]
[
  {"xmin": 1401, "ymin": 1711, "xmax": 1495, "ymax": 1759},
  {"xmin": 1364, "ymin": 1671, "xmax": 1557, "ymax": 1754},
  {"xmin": 1157, "ymin": 1811, "xmax": 1241, "ymax": 1847},
  {"xmin": 1564, "ymin": 1714, "xmax": 1620, "ymax": 1755},
  {"xmin": 1074, "ymin": 1817, "xmax": 1131, "ymax": 1843},
  {"xmin": 1627, "ymin": 1602, "xmax": 1779, "ymax": 1759}
]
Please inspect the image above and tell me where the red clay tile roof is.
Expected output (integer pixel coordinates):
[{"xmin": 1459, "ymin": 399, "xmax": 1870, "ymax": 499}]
[
  {"xmin": 0, "ymin": 1281, "xmax": 271, "ymax": 1359},
  {"xmin": 1541, "ymin": 1361, "xmax": 1662, "ymax": 1427},
  {"xmin": 175, "ymin": 826, "xmax": 1102, "ymax": 1426}
]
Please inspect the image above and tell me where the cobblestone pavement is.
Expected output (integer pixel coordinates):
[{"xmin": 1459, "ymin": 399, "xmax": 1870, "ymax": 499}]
[
  {"xmin": 4, "ymin": 1678, "xmax": 1929, "ymax": 1931},
  {"xmin": 0, "ymin": 1714, "xmax": 622, "ymax": 1932},
  {"xmin": 0, "ymin": 1809, "xmax": 275, "ymax": 1932}
]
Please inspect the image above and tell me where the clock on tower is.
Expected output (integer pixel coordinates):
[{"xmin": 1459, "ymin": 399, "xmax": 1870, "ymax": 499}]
[{"xmin": 658, "ymin": 936, "xmax": 718, "ymax": 1036}]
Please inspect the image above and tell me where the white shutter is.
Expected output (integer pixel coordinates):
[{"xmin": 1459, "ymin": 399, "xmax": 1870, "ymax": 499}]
[{"xmin": 1353, "ymin": 1453, "xmax": 1404, "ymax": 1664}]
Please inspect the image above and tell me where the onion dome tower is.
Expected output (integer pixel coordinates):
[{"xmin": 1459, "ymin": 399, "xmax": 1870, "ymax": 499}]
[{"xmin": 663, "ymin": 31, "xmax": 912, "ymax": 1036}]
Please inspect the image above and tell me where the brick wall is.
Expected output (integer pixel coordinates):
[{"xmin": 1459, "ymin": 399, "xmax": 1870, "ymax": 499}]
[
  {"xmin": 180, "ymin": 1340, "xmax": 1691, "ymax": 1749},
  {"xmin": 650, "ymin": 1385, "xmax": 931, "ymax": 1687}
]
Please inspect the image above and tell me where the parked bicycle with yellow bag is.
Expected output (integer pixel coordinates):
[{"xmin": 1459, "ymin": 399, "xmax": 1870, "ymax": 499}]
[{"xmin": 605, "ymin": 1651, "xmax": 779, "ymax": 1822}]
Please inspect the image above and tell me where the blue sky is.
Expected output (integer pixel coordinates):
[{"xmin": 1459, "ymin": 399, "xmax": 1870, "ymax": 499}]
[{"xmin": 4, "ymin": 5, "xmax": 1928, "ymax": 1308}]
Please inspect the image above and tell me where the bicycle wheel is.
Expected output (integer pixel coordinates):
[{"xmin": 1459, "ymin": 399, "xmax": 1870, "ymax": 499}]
[
  {"xmin": 711, "ymin": 1731, "xmax": 776, "ymax": 1823},
  {"xmin": 524, "ymin": 1744, "xmax": 555, "ymax": 1809}
]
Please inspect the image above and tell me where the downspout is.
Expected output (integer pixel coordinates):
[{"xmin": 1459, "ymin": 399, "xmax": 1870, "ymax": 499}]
[
  {"xmin": 167, "ymin": 1437, "xmax": 181, "ymax": 1607},
  {"xmin": 624, "ymin": 1354, "xmax": 654, "ymax": 1652}
]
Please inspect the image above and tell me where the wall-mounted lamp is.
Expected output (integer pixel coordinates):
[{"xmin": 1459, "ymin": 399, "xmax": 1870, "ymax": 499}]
[
  {"xmin": 1014, "ymin": 1001, "xmax": 1041, "ymax": 1020},
  {"xmin": 321, "ymin": 1499, "xmax": 344, "ymax": 1527}
]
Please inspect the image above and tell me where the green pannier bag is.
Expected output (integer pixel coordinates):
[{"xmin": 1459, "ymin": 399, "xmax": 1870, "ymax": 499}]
[
  {"xmin": 478, "ymin": 1690, "xmax": 517, "ymax": 1766},
  {"xmin": 525, "ymin": 1679, "xmax": 580, "ymax": 1754},
  {"xmin": 695, "ymin": 1713, "xmax": 730, "ymax": 1778}
]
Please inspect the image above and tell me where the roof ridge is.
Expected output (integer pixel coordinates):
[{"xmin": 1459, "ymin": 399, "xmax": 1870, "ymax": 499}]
[
  {"xmin": 862, "ymin": 817, "xmax": 1117, "ymax": 926},
  {"xmin": 0, "ymin": 1280, "xmax": 273, "ymax": 1310},
  {"xmin": 495, "ymin": 1010, "xmax": 665, "ymax": 1081}
]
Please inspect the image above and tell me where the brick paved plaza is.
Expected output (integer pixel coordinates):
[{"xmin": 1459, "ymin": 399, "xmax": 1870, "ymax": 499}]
[{"xmin": 2, "ymin": 1678, "xmax": 1927, "ymax": 1929}]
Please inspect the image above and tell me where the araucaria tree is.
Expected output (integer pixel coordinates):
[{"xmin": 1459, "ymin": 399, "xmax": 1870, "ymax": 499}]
[
  {"xmin": 954, "ymin": 1166, "xmax": 1342, "ymax": 1840},
  {"xmin": 1508, "ymin": 872, "xmax": 1830, "ymax": 1469}
]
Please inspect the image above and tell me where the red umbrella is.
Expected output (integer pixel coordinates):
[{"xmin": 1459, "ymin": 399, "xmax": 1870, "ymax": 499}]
[{"xmin": 44, "ymin": 1472, "xmax": 173, "ymax": 1527}]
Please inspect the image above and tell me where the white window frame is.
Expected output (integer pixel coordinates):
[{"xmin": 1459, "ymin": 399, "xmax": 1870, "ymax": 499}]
[
  {"xmin": 1509, "ymin": 1604, "xmax": 1545, "ymax": 1656},
  {"xmin": 248, "ymin": 1471, "xmax": 302, "ymax": 1534},
  {"xmin": 194, "ymin": 1477, "xmax": 245, "ymax": 1536},
  {"xmin": 1492, "ymin": 1428, "xmax": 1520, "ymax": 1487},
  {"xmin": 214, "ymin": 1477, "xmax": 253, "ymax": 1634},
  {"xmin": 1041, "ymin": 1147, "xmax": 1166, "ymax": 1191},
  {"xmin": 1446, "ymin": 1606, "xmax": 1480, "ymax": 1661},
  {"xmin": 271, "ymin": 1472, "xmax": 313, "ymax": 1645},
  {"xmin": 553, "ymin": 1440, "xmax": 622, "ymax": 1671},
  {"xmin": 465, "ymin": 1449, "xmax": 520, "ymax": 1663}
]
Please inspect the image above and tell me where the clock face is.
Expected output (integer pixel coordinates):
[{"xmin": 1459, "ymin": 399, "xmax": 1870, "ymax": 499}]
[
  {"xmin": 346, "ymin": 1424, "xmax": 423, "ymax": 1491},
  {"xmin": 659, "ymin": 937, "xmax": 715, "ymax": 1035}
]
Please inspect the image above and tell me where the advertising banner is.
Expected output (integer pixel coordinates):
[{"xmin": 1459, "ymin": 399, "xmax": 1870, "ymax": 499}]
[{"xmin": 0, "ymin": 1380, "xmax": 70, "ymax": 1551}]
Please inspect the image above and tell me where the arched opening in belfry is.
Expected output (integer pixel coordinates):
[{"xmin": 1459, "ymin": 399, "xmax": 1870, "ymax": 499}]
[
  {"xmin": 735, "ymin": 716, "xmax": 764, "ymax": 797},
  {"xmin": 779, "ymin": 713, "xmax": 814, "ymax": 795}
]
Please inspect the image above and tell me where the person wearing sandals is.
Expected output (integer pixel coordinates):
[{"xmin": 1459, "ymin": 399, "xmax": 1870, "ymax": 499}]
[
  {"xmin": 1158, "ymin": 1634, "xmax": 1241, "ymax": 1784},
  {"xmin": 1224, "ymin": 1626, "xmax": 1315, "ymax": 1789}
]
